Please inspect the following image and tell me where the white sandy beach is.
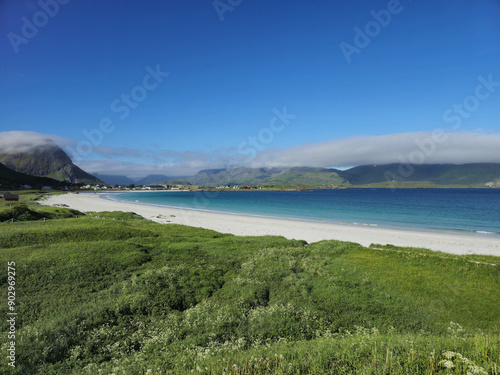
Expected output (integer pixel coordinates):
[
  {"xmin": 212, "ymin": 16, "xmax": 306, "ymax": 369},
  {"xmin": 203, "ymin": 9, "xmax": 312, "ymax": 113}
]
[{"xmin": 42, "ymin": 192, "xmax": 500, "ymax": 257}]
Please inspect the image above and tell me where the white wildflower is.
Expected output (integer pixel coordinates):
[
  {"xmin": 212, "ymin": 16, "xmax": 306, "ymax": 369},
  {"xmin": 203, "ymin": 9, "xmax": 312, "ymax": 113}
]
[
  {"xmin": 467, "ymin": 365, "xmax": 488, "ymax": 375},
  {"xmin": 444, "ymin": 351, "xmax": 455, "ymax": 359},
  {"xmin": 443, "ymin": 360, "xmax": 455, "ymax": 369}
]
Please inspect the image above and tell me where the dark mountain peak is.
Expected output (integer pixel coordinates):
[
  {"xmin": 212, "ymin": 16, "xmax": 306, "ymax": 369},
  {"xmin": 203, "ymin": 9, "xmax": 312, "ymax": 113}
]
[{"xmin": 0, "ymin": 136, "xmax": 100, "ymax": 184}]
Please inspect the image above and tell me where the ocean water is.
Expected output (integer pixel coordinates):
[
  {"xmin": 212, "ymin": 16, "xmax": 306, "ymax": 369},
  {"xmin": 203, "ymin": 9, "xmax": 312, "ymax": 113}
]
[{"xmin": 106, "ymin": 188, "xmax": 500, "ymax": 234}]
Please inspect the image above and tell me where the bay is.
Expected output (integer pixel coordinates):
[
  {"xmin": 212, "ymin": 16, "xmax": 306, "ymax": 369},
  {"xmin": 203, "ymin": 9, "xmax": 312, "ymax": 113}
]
[{"xmin": 106, "ymin": 188, "xmax": 500, "ymax": 234}]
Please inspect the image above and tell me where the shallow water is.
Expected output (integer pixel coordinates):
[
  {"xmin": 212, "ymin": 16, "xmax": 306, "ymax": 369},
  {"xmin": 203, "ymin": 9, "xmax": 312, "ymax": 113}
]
[{"xmin": 107, "ymin": 188, "xmax": 500, "ymax": 234}]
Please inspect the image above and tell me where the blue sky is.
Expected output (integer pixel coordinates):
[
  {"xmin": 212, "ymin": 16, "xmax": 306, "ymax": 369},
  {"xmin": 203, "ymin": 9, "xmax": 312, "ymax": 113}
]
[{"xmin": 1, "ymin": 0, "xmax": 500, "ymax": 177}]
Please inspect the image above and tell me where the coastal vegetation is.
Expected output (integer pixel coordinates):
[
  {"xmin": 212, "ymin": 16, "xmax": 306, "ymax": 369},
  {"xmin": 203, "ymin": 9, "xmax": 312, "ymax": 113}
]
[{"xmin": 0, "ymin": 193, "xmax": 499, "ymax": 374}]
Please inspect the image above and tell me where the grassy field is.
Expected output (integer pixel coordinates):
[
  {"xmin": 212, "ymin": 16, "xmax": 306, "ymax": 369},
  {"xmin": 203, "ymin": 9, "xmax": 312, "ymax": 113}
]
[{"xmin": 0, "ymin": 193, "xmax": 499, "ymax": 374}]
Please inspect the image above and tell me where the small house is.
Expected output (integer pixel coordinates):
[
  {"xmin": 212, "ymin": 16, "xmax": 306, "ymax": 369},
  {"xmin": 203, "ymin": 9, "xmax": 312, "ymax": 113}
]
[{"xmin": 2, "ymin": 194, "xmax": 19, "ymax": 201}]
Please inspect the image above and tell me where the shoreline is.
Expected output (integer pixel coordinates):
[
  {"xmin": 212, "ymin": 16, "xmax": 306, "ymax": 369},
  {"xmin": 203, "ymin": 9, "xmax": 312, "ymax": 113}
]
[
  {"xmin": 42, "ymin": 192, "xmax": 500, "ymax": 257},
  {"xmin": 102, "ymin": 192, "xmax": 499, "ymax": 236}
]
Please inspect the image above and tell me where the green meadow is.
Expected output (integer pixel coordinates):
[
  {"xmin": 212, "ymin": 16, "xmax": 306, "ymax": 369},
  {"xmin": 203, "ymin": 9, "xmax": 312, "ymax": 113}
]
[{"xmin": 0, "ymin": 193, "xmax": 498, "ymax": 374}]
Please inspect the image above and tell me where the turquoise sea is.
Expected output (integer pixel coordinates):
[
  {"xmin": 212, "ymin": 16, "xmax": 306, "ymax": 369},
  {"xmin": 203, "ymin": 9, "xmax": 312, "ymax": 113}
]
[{"xmin": 105, "ymin": 189, "xmax": 500, "ymax": 234}]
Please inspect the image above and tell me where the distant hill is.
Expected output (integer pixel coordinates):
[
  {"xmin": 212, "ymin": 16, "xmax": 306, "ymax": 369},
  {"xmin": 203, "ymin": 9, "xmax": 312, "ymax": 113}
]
[
  {"xmin": 83, "ymin": 163, "xmax": 500, "ymax": 188},
  {"xmin": 134, "ymin": 174, "xmax": 171, "ymax": 186},
  {"xmin": 92, "ymin": 173, "xmax": 190, "ymax": 186},
  {"xmin": 93, "ymin": 173, "xmax": 135, "ymax": 186},
  {"xmin": 0, "ymin": 141, "xmax": 101, "ymax": 184},
  {"xmin": 0, "ymin": 162, "xmax": 64, "ymax": 189},
  {"xmin": 186, "ymin": 164, "xmax": 500, "ymax": 187},
  {"xmin": 187, "ymin": 167, "xmax": 345, "ymax": 186},
  {"xmin": 157, "ymin": 179, "xmax": 192, "ymax": 186},
  {"xmin": 337, "ymin": 163, "xmax": 500, "ymax": 186}
]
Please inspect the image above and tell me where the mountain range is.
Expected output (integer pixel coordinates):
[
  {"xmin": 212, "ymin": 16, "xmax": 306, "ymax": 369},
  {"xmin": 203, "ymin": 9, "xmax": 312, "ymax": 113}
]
[
  {"xmin": 0, "ymin": 139, "xmax": 499, "ymax": 188},
  {"xmin": 186, "ymin": 164, "xmax": 500, "ymax": 187},
  {"xmin": 92, "ymin": 173, "xmax": 136, "ymax": 186},
  {"xmin": 187, "ymin": 167, "xmax": 344, "ymax": 186},
  {"xmin": 336, "ymin": 163, "xmax": 500, "ymax": 186}
]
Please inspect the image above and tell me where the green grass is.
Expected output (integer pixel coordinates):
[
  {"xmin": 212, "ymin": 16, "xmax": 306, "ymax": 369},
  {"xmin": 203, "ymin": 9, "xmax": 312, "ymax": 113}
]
[
  {"xmin": 0, "ymin": 191, "xmax": 82, "ymax": 223},
  {"xmin": 262, "ymin": 170, "xmax": 345, "ymax": 187},
  {"xmin": 0, "ymin": 196, "xmax": 498, "ymax": 374}
]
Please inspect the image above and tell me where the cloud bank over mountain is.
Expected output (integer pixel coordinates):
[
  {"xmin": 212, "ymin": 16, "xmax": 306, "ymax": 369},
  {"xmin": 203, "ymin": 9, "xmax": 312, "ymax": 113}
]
[
  {"xmin": 1, "ymin": 131, "xmax": 499, "ymax": 177},
  {"xmin": 250, "ymin": 131, "xmax": 500, "ymax": 168},
  {"xmin": 0, "ymin": 131, "xmax": 66, "ymax": 154}
]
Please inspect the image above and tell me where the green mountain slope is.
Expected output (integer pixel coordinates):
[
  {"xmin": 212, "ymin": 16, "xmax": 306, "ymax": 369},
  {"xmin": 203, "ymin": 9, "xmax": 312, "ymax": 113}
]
[
  {"xmin": 0, "ymin": 142, "xmax": 101, "ymax": 184},
  {"xmin": 0, "ymin": 162, "xmax": 64, "ymax": 189},
  {"xmin": 263, "ymin": 167, "xmax": 344, "ymax": 186},
  {"xmin": 338, "ymin": 163, "xmax": 500, "ymax": 186},
  {"xmin": 188, "ymin": 167, "xmax": 345, "ymax": 186}
]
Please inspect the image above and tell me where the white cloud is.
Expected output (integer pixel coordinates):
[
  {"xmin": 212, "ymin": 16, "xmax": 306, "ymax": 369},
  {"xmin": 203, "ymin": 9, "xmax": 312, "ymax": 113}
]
[
  {"xmin": 73, "ymin": 147, "xmax": 239, "ymax": 177},
  {"xmin": 0, "ymin": 131, "xmax": 75, "ymax": 154},
  {"xmin": 249, "ymin": 131, "xmax": 500, "ymax": 168},
  {"xmin": 75, "ymin": 159, "xmax": 225, "ymax": 178}
]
